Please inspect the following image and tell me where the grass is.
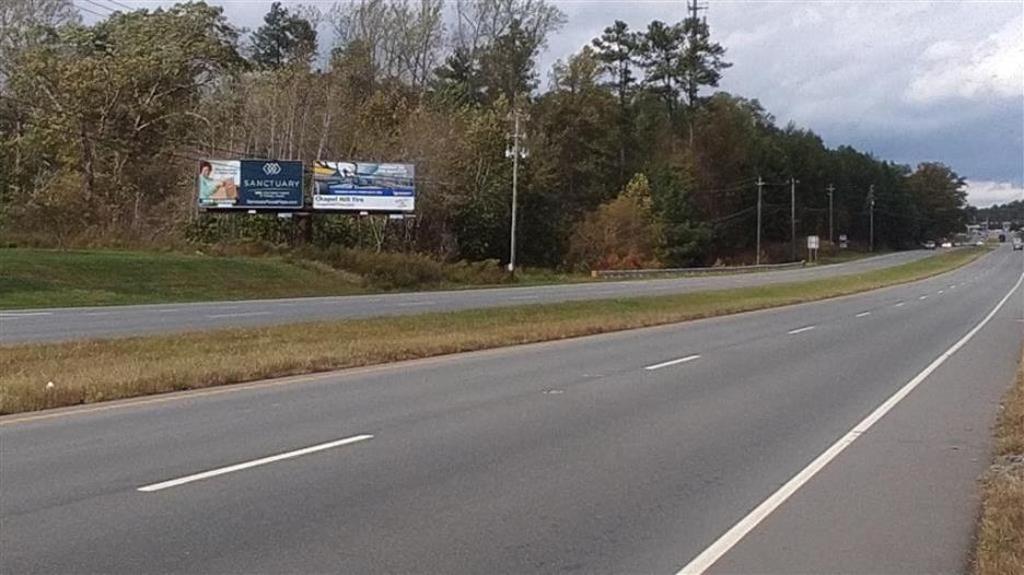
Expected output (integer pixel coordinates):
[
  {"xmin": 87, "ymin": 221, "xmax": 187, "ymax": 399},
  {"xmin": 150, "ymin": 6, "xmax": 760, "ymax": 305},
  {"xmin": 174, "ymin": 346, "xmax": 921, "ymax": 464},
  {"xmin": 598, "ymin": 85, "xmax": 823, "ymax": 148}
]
[
  {"xmin": 0, "ymin": 248, "xmax": 368, "ymax": 308},
  {"xmin": 0, "ymin": 248, "xmax": 600, "ymax": 309},
  {"xmin": 974, "ymin": 345, "xmax": 1024, "ymax": 575},
  {"xmin": 0, "ymin": 248, "xmax": 986, "ymax": 416}
]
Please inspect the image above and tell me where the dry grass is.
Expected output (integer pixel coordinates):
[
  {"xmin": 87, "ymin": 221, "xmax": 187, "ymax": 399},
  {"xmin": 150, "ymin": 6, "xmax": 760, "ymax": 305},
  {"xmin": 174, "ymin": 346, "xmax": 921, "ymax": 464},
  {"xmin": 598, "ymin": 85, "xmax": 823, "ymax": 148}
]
[
  {"xmin": 974, "ymin": 345, "xmax": 1024, "ymax": 575},
  {"xmin": 0, "ymin": 248, "xmax": 985, "ymax": 415}
]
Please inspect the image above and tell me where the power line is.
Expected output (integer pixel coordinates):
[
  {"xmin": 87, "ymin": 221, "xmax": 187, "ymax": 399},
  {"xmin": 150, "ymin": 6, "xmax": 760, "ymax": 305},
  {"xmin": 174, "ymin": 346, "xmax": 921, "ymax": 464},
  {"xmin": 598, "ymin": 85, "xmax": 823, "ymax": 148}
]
[
  {"xmin": 73, "ymin": 3, "xmax": 107, "ymax": 18},
  {"xmin": 79, "ymin": 0, "xmax": 119, "ymax": 15},
  {"xmin": 101, "ymin": 0, "xmax": 135, "ymax": 11}
]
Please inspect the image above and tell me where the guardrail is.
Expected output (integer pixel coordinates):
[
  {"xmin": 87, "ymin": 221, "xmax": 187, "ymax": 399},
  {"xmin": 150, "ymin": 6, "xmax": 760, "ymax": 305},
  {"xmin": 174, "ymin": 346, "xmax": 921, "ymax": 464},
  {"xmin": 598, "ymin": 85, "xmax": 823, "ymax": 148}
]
[{"xmin": 591, "ymin": 261, "xmax": 806, "ymax": 279}]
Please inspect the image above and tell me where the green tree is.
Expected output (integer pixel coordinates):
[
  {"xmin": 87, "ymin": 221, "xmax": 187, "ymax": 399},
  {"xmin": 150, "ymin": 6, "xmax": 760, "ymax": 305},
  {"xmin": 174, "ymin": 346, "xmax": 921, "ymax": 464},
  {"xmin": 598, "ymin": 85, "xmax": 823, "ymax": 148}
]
[
  {"xmin": 5, "ymin": 2, "xmax": 243, "ymax": 237},
  {"xmin": 680, "ymin": 13, "xmax": 730, "ymax": 146},
  {"xmin": 637, "ymin": 21, "xmax": 684, "ymax": 117},
  {"xmin": 568, "ymin": 173, "xmax": 663, "ymax": 270},
  {"xmin": 591, "ymin": 20, "xmax": 640, "ymax": 185},
  {"xmin": 250, "ymin": 2, "xmax": 317, "ymax": 69},
  {"xmin": 904, "ymin": 162, "xmax": 968, "ymax": 240}
]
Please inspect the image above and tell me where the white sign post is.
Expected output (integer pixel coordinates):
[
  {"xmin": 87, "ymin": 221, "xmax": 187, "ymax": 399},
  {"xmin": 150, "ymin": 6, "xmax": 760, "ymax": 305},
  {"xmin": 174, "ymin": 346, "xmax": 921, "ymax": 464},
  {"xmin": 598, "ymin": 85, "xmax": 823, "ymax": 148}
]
[{"xmin": 807, "ymin": 235, "xmax": 820, "ymax": 262}]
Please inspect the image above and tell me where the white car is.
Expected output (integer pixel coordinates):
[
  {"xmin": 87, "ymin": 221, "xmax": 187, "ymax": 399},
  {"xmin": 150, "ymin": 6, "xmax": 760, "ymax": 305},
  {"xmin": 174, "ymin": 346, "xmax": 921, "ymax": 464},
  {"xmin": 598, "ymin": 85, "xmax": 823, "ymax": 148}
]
[
  {"xmin": 1013, "ymin": 238, "xmax": 1023, "ymax": 251},
  {"xmin": 941, "ymin": 241, "xmax": 952, "ymax": 248}
]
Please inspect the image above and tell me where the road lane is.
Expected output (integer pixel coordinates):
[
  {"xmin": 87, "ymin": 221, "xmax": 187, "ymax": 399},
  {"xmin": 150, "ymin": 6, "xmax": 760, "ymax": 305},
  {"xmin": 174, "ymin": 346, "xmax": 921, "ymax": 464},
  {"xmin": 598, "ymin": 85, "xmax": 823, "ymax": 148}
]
[
  {"xmin": 1, "ymin": 247, "xmax": 1019, "ymax": 574},
  {"xmin": 0, "ymin": 250, "xmax": 934, "ymax": 343}
]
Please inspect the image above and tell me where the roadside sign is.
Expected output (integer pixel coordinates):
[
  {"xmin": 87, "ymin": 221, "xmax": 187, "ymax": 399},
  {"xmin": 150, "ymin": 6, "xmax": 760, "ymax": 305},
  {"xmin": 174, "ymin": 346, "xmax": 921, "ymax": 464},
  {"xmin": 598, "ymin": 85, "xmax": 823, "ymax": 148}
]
[
  {"xmin": 839, "ymin": 234, "xmax": 848, "ymax": 249},
  {"xmin": 807, "ymin": 235, "xmax": 820, "ymax": 250}
]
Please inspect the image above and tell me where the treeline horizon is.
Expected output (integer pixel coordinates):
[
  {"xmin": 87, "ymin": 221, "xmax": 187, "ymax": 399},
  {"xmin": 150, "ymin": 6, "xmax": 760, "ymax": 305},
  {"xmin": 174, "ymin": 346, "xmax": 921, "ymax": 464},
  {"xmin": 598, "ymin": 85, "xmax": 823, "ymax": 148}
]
[{"xmin": 0, "ymin": 0, "xmax": 973, "ymax": 268}]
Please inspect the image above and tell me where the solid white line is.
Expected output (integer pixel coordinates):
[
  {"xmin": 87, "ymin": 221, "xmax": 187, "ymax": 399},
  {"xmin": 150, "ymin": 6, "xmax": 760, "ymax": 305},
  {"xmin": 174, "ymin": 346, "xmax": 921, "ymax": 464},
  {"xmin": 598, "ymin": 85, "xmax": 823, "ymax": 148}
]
[
  {"xmin": 206, "ymin": 311, "xmax": 272, "ymax": 319},
  {"xmin": 84, "ymin": 311, "xmax": 115, "ymax": 316},
  {"xmin": 787, "ymin": 326, "xmax": 816, "ymax": 335},
  {"xmin": 397, "ymin": 301, "xmax": 436, "ymax": 307},
  {"xmin": 893, "ymin": 302, "xmax": 905, "ymax": 308},
  {"xmin": 510, "ymin": 295, "xmax": 539, "ymax": 301},
  {"xmin": 138, "ymin": 434, "xmax": 373, "ymax": 492},
  {"xmin": 855, "ymin": 312, "xmax": 871, "ymax": 318},
  {"xmin": 0, "ymin": 312, "xmax": 53, "ymax": 318},
  {"xmin": 676, "ymin": 267, "xmax": 1024, "ymax": 575},
  {"xmin": 644, "ymin": 354, "xmax": 701, "ymax": 371}
]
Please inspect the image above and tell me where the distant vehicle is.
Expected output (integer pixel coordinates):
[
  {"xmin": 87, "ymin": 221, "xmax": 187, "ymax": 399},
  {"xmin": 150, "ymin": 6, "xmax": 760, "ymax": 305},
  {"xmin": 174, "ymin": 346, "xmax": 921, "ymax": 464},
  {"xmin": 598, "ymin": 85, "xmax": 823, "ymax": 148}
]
[
  {"xmin": 941, "ymin": 241, "xmax": 952, "ymax": 248},
  {"xmin": 975, "ymin": 240, "xmax": 985, "ymax": 246},
  {"xmin": 923, "ymin": 240, "xmax": 936, "ymax": 250},
  {"xmin": 1013, "ymin": 238, "xmax": 1023, "ymax": 251},
  {"xmin": 999, "ymin": 233, "xmax": 1007, "ymax": 242}
]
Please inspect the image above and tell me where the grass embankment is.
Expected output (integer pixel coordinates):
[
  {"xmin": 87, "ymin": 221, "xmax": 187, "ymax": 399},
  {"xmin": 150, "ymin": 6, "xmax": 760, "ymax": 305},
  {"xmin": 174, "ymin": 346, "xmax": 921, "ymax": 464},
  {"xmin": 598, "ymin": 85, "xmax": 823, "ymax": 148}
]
[
  {"xmin": 974, "ymin": 345, "xmax": 1024, "ymax": 575},
  {"xmin": 0, "ymin": 249, "xmax": 368, "ymax": 308},
  {"xmin": 0, "ymin": 248, "xmax": 985, "ymax": 415},
  {"xmin": 0, "ymin": 247, "xmax": 583, "ymax": 309}
]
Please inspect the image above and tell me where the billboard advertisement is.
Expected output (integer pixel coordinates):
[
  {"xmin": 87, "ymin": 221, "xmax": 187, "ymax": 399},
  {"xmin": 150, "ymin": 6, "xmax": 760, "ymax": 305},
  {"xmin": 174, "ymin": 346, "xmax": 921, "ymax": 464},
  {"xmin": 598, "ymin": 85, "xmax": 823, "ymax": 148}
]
[
  {"xmin": 197, "ymin": 159, "xmax": 303, "ymax": 209},
  {"xmin": 312, "ymin": 161, "xmax": 415, "ymax": 212}
]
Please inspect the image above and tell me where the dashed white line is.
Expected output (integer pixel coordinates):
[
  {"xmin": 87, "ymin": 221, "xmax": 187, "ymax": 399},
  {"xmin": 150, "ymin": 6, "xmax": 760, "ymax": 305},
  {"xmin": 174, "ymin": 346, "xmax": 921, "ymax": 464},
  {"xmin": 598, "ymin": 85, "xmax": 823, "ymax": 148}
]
[
  {"xmin": 893, "ymin": 302, "xmax": 905, "ymax": 308},
  {"xmin": 855, "ymin": 312, "xmax": 871, "ymax": 318},
  {"xmin": 938, "ymin": 290, "xmax": 944, "ymax": 295},
  {"xmin": 644, "ymin": 354, "xmax": 701, "ymax": 371},
  {"xmin": 787, "ymin": 326, "xmax": 816, "ymax": 335},
  {"xmin": 205, "ymin": 311, "xmax": 272, "ymax": 319},
  {"xmin": 919, "ymin": 295, "xmax": 928, "ymax": 300},
  {"xmin": 138, "ymin": 434, "xmax": 374, "ymax": 492},
  {"xmin": 676, "ymin": 267, "xmax": 1024, "ymax": 575}
]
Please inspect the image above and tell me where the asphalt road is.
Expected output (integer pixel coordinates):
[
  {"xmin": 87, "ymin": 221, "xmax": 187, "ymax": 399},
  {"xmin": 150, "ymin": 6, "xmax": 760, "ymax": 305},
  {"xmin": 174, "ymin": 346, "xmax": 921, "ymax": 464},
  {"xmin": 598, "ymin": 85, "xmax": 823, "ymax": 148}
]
[
  {"xmin": 2, "ymin": 246, "xmax": 1021, "ymax": 574},
  {"xmin": 0, "ymin": 250, "xmax": 935, "ymax": 343}
]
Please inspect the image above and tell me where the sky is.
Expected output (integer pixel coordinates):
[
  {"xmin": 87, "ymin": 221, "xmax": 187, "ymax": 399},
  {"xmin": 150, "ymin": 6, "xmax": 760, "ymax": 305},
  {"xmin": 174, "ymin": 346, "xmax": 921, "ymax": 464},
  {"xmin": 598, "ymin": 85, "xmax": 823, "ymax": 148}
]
[{"xmin": 81, "ymin": 0, "xmax": 1024, "ymax": 208}]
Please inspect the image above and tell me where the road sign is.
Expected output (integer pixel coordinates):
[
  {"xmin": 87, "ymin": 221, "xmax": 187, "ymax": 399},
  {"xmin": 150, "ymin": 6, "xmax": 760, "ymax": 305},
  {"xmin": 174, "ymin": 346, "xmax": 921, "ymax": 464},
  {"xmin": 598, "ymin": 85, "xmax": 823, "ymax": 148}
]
[{"xmin": 807, "ymin": 235, "xmax": 820, "ymax": 250}]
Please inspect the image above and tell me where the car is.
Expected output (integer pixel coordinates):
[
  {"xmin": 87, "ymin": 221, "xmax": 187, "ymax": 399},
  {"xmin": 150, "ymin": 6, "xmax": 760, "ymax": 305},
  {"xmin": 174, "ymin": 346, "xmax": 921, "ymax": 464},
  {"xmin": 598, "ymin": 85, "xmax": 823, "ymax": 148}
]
[
  {"xmin": 1013, "ymin": 238, "xmax": 1023, "ymax": 251},
  {"xmin": 941, "ymin": 241, "xmax": 952, "ymax": 248},
  {"xmin": 975, "ymin": 240, "xmax": 985, "ymax": 246},
  {"xmin": 923, "ymin": 240, "xmax": 936, "ymax": 249}
]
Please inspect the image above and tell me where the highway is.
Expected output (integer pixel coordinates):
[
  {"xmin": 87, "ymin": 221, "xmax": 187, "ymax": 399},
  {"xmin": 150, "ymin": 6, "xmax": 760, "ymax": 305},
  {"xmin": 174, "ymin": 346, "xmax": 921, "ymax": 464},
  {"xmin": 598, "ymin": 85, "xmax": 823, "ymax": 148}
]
[
  {"xmin": 1, "ymin": 246, "xmax": 1021, "ymax": 574},
  {"xmin": 0, "ymin": 250, "xmax": 935, "ymax": 343}
]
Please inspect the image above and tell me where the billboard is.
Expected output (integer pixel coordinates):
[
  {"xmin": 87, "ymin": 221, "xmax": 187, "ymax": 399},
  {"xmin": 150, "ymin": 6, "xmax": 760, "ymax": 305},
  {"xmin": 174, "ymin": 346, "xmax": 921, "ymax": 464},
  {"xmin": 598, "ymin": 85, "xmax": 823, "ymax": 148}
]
[
  {"xmin": 312, "ymin": 161, "xmax": 415, "ymax": 212},
  {"xmin": 197, "ymin": 159, "xmax": 303, "ymax": 209}
]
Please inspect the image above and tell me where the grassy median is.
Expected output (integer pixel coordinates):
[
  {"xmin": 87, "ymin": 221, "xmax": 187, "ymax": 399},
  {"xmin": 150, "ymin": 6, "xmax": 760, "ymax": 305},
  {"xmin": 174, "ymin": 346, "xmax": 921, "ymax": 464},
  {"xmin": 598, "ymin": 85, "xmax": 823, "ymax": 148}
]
[
  {"xmin": 974, "ymin": 345, "xmax": 1024, "ymax": 575},
  {"xmin": 0, "ymin": 248, "xmax": 985, "ymax": 415}
]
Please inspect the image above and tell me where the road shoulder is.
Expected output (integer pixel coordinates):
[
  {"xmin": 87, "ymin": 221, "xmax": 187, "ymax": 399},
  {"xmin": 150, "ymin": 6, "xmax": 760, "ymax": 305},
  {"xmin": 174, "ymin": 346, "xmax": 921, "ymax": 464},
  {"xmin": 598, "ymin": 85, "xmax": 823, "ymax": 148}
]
[{"xmin": 707, "ymin": 280, "xmax": 1023, "ymax": 574}]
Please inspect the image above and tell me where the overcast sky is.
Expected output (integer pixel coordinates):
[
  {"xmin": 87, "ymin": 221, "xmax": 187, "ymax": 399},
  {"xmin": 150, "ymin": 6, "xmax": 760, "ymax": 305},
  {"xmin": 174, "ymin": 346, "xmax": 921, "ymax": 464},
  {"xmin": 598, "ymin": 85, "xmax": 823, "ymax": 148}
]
[{"xmin": 86, "ymin": 0, "xmax": 1024, "ymax": 207}]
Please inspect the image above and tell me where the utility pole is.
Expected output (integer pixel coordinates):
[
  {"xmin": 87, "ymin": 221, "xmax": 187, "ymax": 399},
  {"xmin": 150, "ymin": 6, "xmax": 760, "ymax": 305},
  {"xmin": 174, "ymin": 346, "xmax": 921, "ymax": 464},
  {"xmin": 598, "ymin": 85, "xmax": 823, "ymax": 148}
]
[
  {"xmin": 505, "ymin": 108, "xmax": 528, "ymax": 275},
  {"xmin": 826, "ymin": 183, "xmax": 835, "ymax": 245},
  {"xmin": 756, "ymin": 176, "xmax": 764, "ymax": 265},
  {"xmin": 868, "ymin": 184, "xmax": 875, "ymax": 252},
  {"xmin": 790, "ymin": 177, "xmax": 799, "ymax": 261}
]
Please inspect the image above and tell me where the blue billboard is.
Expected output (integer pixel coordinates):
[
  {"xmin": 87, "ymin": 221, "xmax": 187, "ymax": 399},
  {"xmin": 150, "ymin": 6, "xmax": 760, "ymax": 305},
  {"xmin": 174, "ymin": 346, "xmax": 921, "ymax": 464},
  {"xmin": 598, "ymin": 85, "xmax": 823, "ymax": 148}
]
[
  {"xmin": 197, "ymin": 159, "xmax": 304, "ymax": 210},
  {"xmin": 312, "ymin": 161, "xmax": 416, "ymax": 212}
]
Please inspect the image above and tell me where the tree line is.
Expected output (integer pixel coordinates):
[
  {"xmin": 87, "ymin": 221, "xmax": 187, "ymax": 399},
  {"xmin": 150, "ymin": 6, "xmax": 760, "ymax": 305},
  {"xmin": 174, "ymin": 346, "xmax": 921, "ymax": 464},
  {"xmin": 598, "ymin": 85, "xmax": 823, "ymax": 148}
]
[{"xmin": 0, "ymin": 0, "xmax": 971, "ymax": 267}]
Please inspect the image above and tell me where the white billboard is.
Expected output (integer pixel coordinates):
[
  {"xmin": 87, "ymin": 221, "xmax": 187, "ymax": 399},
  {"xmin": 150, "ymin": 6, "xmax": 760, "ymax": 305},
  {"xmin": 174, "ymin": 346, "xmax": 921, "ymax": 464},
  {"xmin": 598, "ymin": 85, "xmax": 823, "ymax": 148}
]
[{"xmin": 312, "ymin": 161, "xmax": 415, "ymax": 212}]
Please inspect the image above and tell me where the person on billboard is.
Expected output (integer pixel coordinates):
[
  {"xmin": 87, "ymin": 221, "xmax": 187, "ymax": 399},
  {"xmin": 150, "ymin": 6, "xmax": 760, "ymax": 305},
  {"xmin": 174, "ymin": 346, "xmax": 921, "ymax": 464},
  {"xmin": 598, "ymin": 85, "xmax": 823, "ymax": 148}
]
[{"xmin": 198, "ymin": 161, "xmax": 238, "ymax": 202}]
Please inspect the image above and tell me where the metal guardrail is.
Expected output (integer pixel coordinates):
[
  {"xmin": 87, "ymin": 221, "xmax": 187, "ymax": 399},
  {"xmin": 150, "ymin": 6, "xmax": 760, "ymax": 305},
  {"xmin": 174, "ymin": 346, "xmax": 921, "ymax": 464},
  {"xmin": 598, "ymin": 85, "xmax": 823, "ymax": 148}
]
[{"xmin": 591, "ymin": 261, "xmax": 806, "ymax": 279}]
